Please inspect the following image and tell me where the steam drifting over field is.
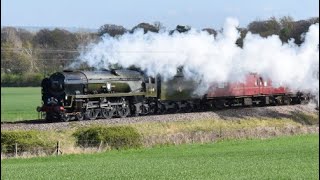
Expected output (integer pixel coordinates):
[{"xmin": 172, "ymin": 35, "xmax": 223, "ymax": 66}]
[{"xmin": 74, "ymin": 18, "xmax": 319, "ymax": 98}]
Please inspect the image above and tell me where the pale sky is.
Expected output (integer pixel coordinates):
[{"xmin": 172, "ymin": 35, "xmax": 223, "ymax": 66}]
[{"xmin": 1, "ymin": 0, "xmax": 319, "ymax": 29}]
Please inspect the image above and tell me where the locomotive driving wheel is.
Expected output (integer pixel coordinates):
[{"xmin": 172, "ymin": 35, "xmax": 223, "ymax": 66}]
[
  {"xmin": 157, "ymin": 103, "xmax": 166, "ymax": 114},
  {"xmin": 85, "ymin": 109, "xmax": 99, "ymax": 120},
  {"xmin": 170, "ymin": 102, "xmax": 179, "ymax": 113},
  {"xmin": 183, "ymin": 102, "xmax": 193, "ymax": 113},
  {"xmin": 148, "ymin": 101, "xmax": 157, "ymax": 115},
  {"xmin": 101, "ymin": 108, "xmax": 114, "ymax": 119},
  {"xmin": 140, "ymin": 104, "xmax": 149, "ymax": 115},
  {"xmin": 117, "ymin": 99, "xmax": 130, "ymax": 118},
  {"xmin": 117, "ymin": 105, "xmax": 130, "ymax": 118}
]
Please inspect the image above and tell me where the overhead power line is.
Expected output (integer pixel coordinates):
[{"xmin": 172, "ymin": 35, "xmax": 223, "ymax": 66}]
[
  {"xmin": 1, "ymin": 58, "xmax": 76, "ymax": 61},
  {"xmin": 1, "ymin": 48, "xmax": 79, "ymax": 53},
  {"xmin": 1, "ymin": 48, "xmax": 182, "ymax": 54}
]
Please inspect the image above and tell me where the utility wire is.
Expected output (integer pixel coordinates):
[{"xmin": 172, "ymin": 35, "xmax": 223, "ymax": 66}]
[
  {"xmin": 1, "ymin": 48, "xmax": 181, "ymax": 53},
  {"xmin": 1, "ymin": 48, "xmax": 79, "ymax": 53},
  {"xmin": 1, "ymin": 58, "xmax": 76, "ymax": 61}
]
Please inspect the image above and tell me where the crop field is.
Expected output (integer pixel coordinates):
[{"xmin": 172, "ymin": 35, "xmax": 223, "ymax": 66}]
[
  {"xmin": 1, "ymin": 87, "xmax": 41, "ymax": 122},
  {"xmin": 1, "ymin": 134, "xmax": 318, "ymax": 180}
]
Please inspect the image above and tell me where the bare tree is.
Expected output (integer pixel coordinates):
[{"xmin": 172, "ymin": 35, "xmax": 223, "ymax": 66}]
[
  {"xmin": 291, "ymin": 20, "xmax": 312, "ymax": 45},
  {"xmin": 169, "ymin": 25, "xmax": 191, "ymax": 35},
  {"xmin": 307, "ymin": 17, "xmax": 319, "ymax": 24},
  {"xmin": 33, "ymin": 28, "xmax": 79, "ymax": 73},
  {"xmin": 131, "ymin": 23, "xmax": 159, "ymax": 33},
  {"xmin": 75, "ymin": 31, "xmax": 98, "ymax": 46},
  {"xmin": 153, "ymin": 21, "xmax": 166, "ymax": 32},
  {"xmin": 98, "ymin": 24, "xmax": 127, "ymax": 37},
  {"xmin": 202, "ymin": 28, "xmax": 217, "ymax": 36},
  {"xmin": 1, "ymin": 27, "xmax": 23, "ymax": 48},
  {"xmin": 236, "ymin": 28, "xmax": 248, "ymax": 47}
]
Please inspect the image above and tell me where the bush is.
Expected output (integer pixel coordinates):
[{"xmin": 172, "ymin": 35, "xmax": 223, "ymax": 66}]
[
  {"xmin": 1, "ymin": 73, "xmax": 43, "ymax": 87},
  {"xmin": 21, "ymin": 73, "xmax": 43, "ymax": 86},
  {"xmin": 73, "ymin": 126, "xmax": 142, "ymax": 150},
  {"xmin": 1, "ymin": 74, "xmax": 22, "ymax": 86},
  {"xmin": 1, "ymin": 131, "xmax": 55, "ymax": 153}
]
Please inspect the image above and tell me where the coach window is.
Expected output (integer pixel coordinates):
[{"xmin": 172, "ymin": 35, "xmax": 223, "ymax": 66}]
[
  {"xmin": 264, "ymin": 81, "xmax": 268, "ymax": 86},
  {"xmin": 259, "ymin": 78, "xmax": 263, "ymax": 86}
]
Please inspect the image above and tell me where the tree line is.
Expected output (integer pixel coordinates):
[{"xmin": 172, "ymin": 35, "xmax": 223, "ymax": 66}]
[{"xmin": 1, "ymin": 16, "xmax": 318, "ymax": 87}]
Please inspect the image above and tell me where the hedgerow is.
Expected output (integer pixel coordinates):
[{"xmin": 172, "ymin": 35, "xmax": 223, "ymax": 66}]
[
  {"xmin": 1, "ymin": 130, "xmax": 55, "ymax": 153},
  {"xmin": 73, "ymin": 126, "xmax": 142, "ymax": 150}
]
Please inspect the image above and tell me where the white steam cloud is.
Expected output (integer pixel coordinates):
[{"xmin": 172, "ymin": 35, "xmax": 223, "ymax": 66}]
[{"xmin": 74, "ymin": 18, "xmax": 319, "ymax": 100}]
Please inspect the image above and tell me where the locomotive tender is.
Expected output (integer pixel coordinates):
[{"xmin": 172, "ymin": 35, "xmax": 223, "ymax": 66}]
[{"xmin": 37, "ymin": 68, "xmax": 308, "ymax": 122}]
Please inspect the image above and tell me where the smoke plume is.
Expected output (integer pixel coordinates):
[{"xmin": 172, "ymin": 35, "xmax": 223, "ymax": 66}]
[{"xmin": 73, "ymin": 18, "xmax": 319, "ymax": 100}]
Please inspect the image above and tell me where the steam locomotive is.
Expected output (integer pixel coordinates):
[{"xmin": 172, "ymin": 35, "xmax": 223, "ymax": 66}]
[{"xmin": 37, "ymin": 68, "xmax": 308, "ymax": 122}]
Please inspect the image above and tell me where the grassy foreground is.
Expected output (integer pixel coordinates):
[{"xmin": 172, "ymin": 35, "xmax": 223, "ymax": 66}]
[
  {"xmin": 1, "ymin": 87, "xmax": 41, "ymax": 122},
  {"xmin": 1, "ymin": 134, "xmax": 318, "ymax": 180}
]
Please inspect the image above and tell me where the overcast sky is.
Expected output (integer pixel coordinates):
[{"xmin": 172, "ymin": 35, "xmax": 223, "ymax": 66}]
[{"xmin": 1, "ymin": 0, "xmax": 319, "ymax": 29}]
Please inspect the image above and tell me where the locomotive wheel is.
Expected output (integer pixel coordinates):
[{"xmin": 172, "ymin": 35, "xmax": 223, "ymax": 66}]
[
  {"xmin": 76, "ymin": 112, "xmax": 84, "ymax": 121},
  {"xmin": 149, "ymin": 103, "xmax": 157, "ymax": 115},
  {"xmin": 61, "ymin": 114, "xmax": 71, "ymax": 122},
  {"xmin": 214, "ymin": 100, "xmax": 225, "ymax": 109},
  {"xmin": 184, "ymin": 103, "xmax": 193, "ymax": 113},
  {"xmin": 171, "ymin": 102, "xmax": 179, "ymax": 113},
  {"xmin": 140, "ymin": 104, "xmax": 149, "ymax": 115},
  {"xmin": 45, "ymin": 113, "xmax": 54, "ymax": 122},
  {"xmin": 157, "ymin": 103, "xmax": 166, "ymax": 114},
  {"xmin": 85, "ymin": 109, "xmax": 99, "ymax": 120},
  {"xmin": 283, "ymin": 96, "xmax": 291, "ymax": 105},
  {"xmin": 101, "ymin": 108, "xmax": 114, "ymax": 119},
  {"xmin": 117, "ymin": 106, "xmax": 130, "ymax": 118}
]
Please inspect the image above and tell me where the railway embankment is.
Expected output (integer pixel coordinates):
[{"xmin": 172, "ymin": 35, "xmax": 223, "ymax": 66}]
[{"xmin": 1, "ymin": 104, "xmax": 318, "ymax": 158}]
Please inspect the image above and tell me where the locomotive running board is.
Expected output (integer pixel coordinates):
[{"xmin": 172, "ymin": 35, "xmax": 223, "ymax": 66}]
[{"xmin": 74, "ymin": 92, "xmax": 146, "ymax": 99}]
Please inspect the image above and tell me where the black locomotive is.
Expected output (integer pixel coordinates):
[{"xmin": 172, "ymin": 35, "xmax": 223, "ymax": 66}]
[{"xmin": 37, "ymin": 69, "xmax": 199, "ymax": 122}]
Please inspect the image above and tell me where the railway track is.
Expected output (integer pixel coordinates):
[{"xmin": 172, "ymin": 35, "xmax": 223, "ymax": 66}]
[{"xmin": 1, "ymin": 104, "xmax": 318, "ymax": 131}]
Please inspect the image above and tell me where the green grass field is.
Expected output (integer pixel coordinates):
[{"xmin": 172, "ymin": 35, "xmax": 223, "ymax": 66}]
[
  {"xmin": 1, "ymin": 87, "xmax": 41, "ymax": 122},
  {"xmin": 1, "ymin": 134, "xmax": 318, "ymax": 180}
]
